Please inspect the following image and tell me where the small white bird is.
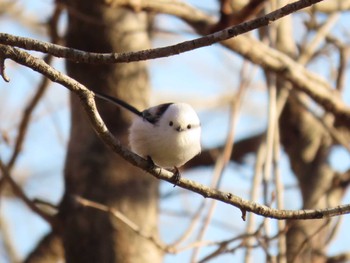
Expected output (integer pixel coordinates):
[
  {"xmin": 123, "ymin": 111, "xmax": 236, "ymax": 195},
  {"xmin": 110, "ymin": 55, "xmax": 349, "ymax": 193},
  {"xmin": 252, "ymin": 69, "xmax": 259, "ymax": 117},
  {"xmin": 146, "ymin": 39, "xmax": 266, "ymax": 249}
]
[{"xmin": 94, "ymin": 91, "xmax": 201, "ymax": 182}]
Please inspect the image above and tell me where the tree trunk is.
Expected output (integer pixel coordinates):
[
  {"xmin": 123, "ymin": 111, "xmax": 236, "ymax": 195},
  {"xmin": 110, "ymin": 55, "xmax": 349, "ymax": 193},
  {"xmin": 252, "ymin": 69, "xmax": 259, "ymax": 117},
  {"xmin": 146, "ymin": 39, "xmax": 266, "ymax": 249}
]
[{"xmin": 60, "ymin": 1, "xmax": 162, "ymax": 262}]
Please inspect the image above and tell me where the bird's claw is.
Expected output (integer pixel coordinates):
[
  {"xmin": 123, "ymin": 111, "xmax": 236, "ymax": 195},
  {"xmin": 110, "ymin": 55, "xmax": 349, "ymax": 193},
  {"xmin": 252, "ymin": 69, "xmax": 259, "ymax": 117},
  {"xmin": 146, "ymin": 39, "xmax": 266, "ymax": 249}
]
[
  {"xmin": 172, "ymin": 167, "xmax": 181, "ymax": 187},
  {"xmin": 146, "ymin": 156, "xmax": 155, "ymax": 170}
]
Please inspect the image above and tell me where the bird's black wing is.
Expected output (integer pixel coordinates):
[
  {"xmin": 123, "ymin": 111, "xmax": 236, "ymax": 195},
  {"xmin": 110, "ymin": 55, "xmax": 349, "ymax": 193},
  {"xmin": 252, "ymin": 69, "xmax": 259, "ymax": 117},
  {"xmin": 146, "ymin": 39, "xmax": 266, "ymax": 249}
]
[{"xmin": 142, "ymin": 103, "xmax": 173, "ymax": 124}]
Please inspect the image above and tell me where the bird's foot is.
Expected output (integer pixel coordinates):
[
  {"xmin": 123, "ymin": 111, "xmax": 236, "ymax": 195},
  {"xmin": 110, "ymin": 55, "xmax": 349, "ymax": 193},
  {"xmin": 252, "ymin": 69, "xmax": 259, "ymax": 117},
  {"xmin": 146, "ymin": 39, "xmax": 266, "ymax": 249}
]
[
  {"xmin": 171, "ymin": 167, "xmax": 181, "ymax": 187},
  {"xmin": 146, "ymin": 156, "xmax": 155, "ymax": 170},
  {"xmin": 146, "ymin": 156, "xmax": 163, "ymax": 177}
]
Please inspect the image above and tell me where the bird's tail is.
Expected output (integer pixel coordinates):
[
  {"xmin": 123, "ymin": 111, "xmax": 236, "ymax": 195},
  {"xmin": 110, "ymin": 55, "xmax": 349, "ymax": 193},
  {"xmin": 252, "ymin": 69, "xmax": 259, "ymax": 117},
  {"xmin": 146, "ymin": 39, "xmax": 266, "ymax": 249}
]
[{"xmin": 94, "ymin": 90, "xmax": 143, "ymax": 118}]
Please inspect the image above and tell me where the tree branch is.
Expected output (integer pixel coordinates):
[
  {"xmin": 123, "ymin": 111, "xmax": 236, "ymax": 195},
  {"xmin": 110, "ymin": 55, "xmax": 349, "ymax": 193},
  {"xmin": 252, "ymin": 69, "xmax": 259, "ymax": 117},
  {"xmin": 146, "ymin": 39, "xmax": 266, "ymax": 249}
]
[
  {"xmin": 0, "ymin": 157, "xmax": 56, "ymax": 225},
  {"xmin": 1, "ymin": 44, "xmax": 350, "ymax": 220},
  {"xmin": 6, "ymin": 2, "xmax": 62, "ymax": 170},
  {"xmin": 0, "ymin": 0, "xmax": 325, "ymax": 64},
  {"xmin": 327, "ymin": 252, "xmax": 350, "ymax": 263},
  {"xmin": 74, "ymin": 196, "xmax": 168, "ymax": 252},
  {"xmin": 3, "ymin": 1, "xmax": 350, "ymax": 128}
]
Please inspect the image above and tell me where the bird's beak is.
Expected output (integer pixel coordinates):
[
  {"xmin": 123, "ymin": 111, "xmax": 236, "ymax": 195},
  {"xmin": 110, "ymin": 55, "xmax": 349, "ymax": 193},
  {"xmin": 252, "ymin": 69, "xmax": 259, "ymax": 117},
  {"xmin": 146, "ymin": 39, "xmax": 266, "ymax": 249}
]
[{"xmin": 176, "ymin": 126, "xmax": 184, "ymax": 132}]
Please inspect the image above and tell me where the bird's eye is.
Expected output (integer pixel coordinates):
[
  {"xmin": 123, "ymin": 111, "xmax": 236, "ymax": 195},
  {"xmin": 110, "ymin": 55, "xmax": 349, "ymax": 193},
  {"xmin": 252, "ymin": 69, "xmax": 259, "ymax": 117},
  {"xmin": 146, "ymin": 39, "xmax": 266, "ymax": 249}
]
[
  {"xmin": 169, "ymin": 121, "xmax": 173, "ymax": 126},
  {"xmin": 187, "ymin": 124, "xmax": 191, "ymax": 129}
]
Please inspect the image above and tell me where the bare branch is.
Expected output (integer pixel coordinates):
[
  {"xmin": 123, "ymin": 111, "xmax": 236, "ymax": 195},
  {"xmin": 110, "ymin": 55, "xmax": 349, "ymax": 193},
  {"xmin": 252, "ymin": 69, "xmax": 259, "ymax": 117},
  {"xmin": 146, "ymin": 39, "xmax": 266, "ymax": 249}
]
[
  {"xmin": 74, "ymin": 196, "xmax": 168, "ymax": 252},
  {"xmin": 290, "ymin": 220, "xmax": 331, "ymax": 263},
  {"xmin": 0, "ymin": 157, "xmax": 56, "ymax": 225},
  {"xmin": 172, "ymin": 202, "xmax": 206, "ymax": 246},
  {"xmin": 0, "ymin": 55, "xmax": 10, "ymax": 82},
  {"xmin": 190, "ymin": 62, "xmax": 249, "ymax": 262},
  {"xmin": 327, "ymin": 252, "xmax": 350, "ymax": 263},
  {"xmin": 6, "ymin": 60, "xmax": 51, "ymax": 170},
  {"xmin": 1, "ymin": 44, "xmax": 350, "ymax": 220},
  {"xmin": 326, "ymin": 35, "xmax": 350, "ymax": 93},
  {"xmin": 4, "ymin": 3, "xmax": 63, "ymax": 171},
  {"xmin": 211, "ymin": 0, "xmax": 268, "ymax": 32},
  {"xmin": 306, "ymin": 0, "xmax": 350, "ymax": 13},
  {"xmin": 75, "ymin": 195, "xmax": 221, "ymax": 254},
  {"xmin": 2, "ymin": 1, "xmax": 350, "ymax": 128},
  {"xmin": 0, "ymin": 0, "xmax": 325, "ymax": 63}
]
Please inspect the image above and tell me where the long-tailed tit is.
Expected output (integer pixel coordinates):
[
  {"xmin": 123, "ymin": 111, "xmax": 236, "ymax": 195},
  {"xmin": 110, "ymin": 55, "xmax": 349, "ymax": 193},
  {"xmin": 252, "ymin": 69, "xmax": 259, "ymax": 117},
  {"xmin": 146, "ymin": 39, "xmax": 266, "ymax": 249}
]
[{"xmin": 94, "ymin": 91, "xmax": 201, "ymax": 182}]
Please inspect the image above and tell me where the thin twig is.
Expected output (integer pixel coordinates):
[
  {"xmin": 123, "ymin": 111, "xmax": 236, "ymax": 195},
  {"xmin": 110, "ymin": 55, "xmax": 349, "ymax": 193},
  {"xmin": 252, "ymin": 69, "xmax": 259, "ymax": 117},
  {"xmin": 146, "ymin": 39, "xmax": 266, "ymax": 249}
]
[
  {"xmin": 6, "ymin": 59, "xmax": 51, "ymax": 170},
  {"xmin": 0, "ymin": 212, "xmax": 19, "ymax": 262},
  {"xmin": 325, "ymin": 216, "xmax": 342, "ymax": 246},
  {"xmin": 273, "ymin": 113, "xmax": 286, "ymax": 263},
  {"xmin": 0, "ymin": 157, "xmax": 55, "ymax": 226},
  {"xmin": 290, "ymin": 219, "xmax": 331, "ymax": 263},
  {"xmin": 298, "ymin": 13, "xmax": 340, "ymax": 64},
  {"xmin": 263, "ymin": 72, "xmax": 278, "ymax": 258},
  {"xmin": 0, "ymin": 56, "xmax": 10, "ymax": 82},
  {"xmin": 169, "ymin": 200, "xmax": 206, "ymax": 247},
  {"xmin": 244, "ymin": 142, "xmax": 266, "ymax": 263},
  {"xmin": 202, "ymin": 220, "xmax": 290, "ymax": 263},
  {"xmin": 326, "ymin": 35, "xmax": 350, "ymax": 93},
  {"xmin": 190, "ymin": 63, "xmax": 249, "ymax": 263},
  {"xmin": 74, "ymin": 195, "xmax": 168, "ymax": 252},
  {"xmin": 1, "ymin": 2, "xmax": 63, "ymax": 188}
]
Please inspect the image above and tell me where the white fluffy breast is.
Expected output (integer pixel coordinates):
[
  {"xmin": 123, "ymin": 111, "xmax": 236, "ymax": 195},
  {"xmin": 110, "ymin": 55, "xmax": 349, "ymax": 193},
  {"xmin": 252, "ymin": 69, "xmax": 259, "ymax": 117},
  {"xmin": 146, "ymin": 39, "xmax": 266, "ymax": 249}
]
[{"xmin": 129, "ymin": 103, "xmax": 201, "ymax": 168}]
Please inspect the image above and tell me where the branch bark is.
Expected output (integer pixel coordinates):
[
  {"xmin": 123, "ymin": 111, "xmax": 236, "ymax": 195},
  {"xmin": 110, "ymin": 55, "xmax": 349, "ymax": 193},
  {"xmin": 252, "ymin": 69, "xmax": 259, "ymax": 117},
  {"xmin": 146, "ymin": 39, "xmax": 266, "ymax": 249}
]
[
  {"xmin": 1, "ymin": 44, "xmax": 350, "ymax": 221},
  {"xmin": 2, "ymin": 1, "xmax": 350, "ymax": 127}
]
